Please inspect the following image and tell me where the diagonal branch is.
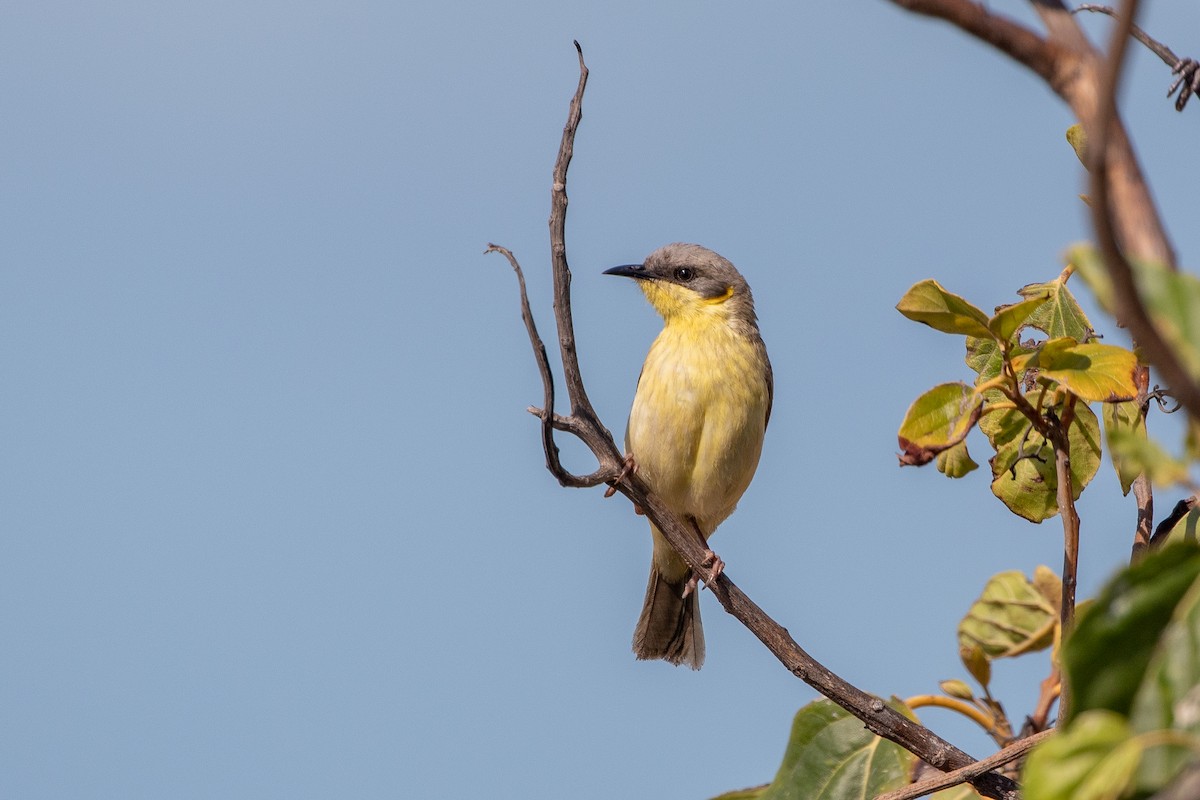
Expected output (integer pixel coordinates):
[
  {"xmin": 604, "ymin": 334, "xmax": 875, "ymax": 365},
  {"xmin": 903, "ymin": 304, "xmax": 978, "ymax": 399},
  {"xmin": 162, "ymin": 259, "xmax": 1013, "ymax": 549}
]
[
  {"xmin": 885, "ymin": 0, "xmax": 1174, "ymax": 267},
  {"xmin": 1074, "ymin": 4, "xmax": 1180, "ymax": 67},
  {"xmin": 1085, "ymin": 0, "xmax": 1200, "ymax": 424},
  {"xmin": 491, "ymin": 42, "xmax": 1019, "ymax": 800},
  {"xmin": 873, "ymin": 729, "xmax": 1055, "ymax": 800}
]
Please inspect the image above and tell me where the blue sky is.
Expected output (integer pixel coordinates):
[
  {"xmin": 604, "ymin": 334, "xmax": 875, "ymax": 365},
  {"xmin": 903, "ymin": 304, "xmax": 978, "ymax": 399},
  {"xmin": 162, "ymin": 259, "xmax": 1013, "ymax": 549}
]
[{"xmin": 4, "ymin": 2, "xmax": 1199, "ymax": 798}]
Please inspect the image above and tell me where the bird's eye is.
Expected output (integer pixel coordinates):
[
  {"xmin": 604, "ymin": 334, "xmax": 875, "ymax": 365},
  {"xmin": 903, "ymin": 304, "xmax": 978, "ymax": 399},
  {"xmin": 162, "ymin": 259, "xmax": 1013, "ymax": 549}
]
[{"xmin": 674, "ymin": 267, "xmax": 695, "ymax": 282}]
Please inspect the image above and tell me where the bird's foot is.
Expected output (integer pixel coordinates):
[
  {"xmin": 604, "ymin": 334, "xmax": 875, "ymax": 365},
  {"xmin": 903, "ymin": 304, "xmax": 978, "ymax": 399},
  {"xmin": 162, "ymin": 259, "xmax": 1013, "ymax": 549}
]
[
  {"xmin": 700, "ymin": 549, "xmax": 725, "ymax": 586},
  {"xmin": 682, "ymin": 549, "xmax": 725, "ymax": 598},
  {"xmin": 604, "ymin": 453, "xmax": 639, "ymax": 500},
  {"xmin": 1169, "ymin": 57, "xmax": 1200, "ymax": 111}
]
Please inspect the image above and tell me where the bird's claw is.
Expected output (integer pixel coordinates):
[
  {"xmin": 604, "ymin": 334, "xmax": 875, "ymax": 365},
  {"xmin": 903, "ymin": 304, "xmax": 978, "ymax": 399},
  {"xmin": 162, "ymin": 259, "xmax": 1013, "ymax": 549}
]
[
  {"xmin": 682, "ymin": 549, "xmax": 725, "ymax": 599},
  {"xmin": 604, "ymin": 453, "xmax": 638, "ymax": 498},
  {"xmin": 1169, "ymin": 57, "xmax": 1200, "ymax": 111},
  {"xmin": 700, "ymin": 549, "xmax": 725, "ymax": 585}
]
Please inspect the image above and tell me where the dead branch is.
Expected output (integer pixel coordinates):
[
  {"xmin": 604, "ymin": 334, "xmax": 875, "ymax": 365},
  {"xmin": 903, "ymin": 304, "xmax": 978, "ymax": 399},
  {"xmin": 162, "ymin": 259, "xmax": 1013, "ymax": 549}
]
[{"xmin": 491, "ymin": 42, "xmax": 1019, "ymax": 800}]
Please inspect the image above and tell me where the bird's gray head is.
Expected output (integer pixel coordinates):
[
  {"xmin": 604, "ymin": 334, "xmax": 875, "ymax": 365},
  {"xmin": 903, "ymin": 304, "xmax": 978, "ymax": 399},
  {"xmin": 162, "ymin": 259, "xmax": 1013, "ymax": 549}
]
[{"xmin": 603, "ymin": 243, "xmax": 758, "ymax": 326}]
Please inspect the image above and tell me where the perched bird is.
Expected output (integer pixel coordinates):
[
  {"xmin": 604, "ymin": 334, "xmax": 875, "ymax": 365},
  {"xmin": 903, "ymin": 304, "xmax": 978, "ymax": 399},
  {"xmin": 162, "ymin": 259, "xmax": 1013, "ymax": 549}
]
[{"xmin": 604, "ymin": 243, "xmax": 772, "ymax": 669}]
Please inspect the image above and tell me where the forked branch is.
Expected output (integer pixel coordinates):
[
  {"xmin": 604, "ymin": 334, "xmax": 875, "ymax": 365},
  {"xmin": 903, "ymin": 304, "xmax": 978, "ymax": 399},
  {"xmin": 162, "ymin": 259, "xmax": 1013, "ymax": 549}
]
[{"xmin": 491, "ymin": 42, "xmax": 1018, "ymax": 800}]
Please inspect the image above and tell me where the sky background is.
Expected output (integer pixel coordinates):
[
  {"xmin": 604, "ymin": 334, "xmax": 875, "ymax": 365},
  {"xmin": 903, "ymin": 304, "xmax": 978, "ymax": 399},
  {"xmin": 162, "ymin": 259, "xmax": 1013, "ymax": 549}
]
[{"xmin": 3, "ymin": 2, "xmax": 1200, "ymax": 798}]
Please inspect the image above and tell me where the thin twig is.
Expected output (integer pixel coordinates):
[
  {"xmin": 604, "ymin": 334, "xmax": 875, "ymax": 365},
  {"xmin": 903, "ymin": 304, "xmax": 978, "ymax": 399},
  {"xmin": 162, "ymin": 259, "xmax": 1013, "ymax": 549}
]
[
  {"xmin": 1148, "ymin": 496, "xmax": 1199, "ymax": 549},
  {"xmin": 1131, "ymin": 363, "xmax": 1154, "ymax": 560},
  {"xmin": 1051, "ymin": 398, "xmax": 1080, "ymax": 714},
  {"xmin": 873, "ymin": 730, "xmax": 1055, "ymax": 800},
  {"xmin": 494, "ymin": 43, "xmax": 1019, "ymax": 800},
  {"xmin": 1028, "ymin": 666, "xmax": 1062, "ymax": 731},
  {"xmin": 1073, "ymin": 4, "xmax": 1179, "ymax": 66}
]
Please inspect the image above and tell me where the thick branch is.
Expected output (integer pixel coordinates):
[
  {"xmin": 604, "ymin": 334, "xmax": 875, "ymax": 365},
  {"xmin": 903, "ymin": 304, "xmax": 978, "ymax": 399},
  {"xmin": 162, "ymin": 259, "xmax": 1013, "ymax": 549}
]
[
  {"xmin": 885, "ymin": 0, "xmax": 1174, "ymax": 267},
  {"xmin": 1086, "ymin": 0, "xmax": 1200, "ymax": 423},
  {"xmin": 495, "ymin": 43, "xmax": 1019, "ymax": 800}
]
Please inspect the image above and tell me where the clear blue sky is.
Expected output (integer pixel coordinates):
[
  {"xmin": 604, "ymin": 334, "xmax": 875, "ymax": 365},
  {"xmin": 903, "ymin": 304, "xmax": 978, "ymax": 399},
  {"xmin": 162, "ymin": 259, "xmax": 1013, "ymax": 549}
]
[{"xmin": 4, "ymin": 2, "xmax": 1199, "ymax": 798}]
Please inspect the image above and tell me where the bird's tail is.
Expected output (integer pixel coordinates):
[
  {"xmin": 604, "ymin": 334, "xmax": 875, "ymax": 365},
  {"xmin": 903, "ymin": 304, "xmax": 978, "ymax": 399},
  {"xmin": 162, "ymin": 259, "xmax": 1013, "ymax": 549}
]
[{"xmin": 632, "ymin": 565, "xmax": 705, "ymax": 670}]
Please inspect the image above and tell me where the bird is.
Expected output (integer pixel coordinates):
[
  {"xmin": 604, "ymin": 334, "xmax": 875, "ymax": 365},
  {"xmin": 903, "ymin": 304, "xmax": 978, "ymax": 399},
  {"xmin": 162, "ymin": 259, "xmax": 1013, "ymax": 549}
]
[{"xmin": 604, "ymin": 243, "xmax": 772, "ymax": 669}]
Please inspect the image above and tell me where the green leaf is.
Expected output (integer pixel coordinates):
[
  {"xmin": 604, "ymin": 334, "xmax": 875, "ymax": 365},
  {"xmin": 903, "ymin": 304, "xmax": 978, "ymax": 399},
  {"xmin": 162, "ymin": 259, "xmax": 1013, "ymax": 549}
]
[
  {"xmin": 940, "ymin": 679, "xmax": 975, "ymax": 701},
  {"xmin": 710, "ymin": 787, "xmax": 768, "ymax": 800},
  {"xmin": 898, "ymin": 383, "xmax": 983, "ymax": 467},
  {"xmin": 959, "ymin": 643, "xmax": 991, "ymax": 690},
  {"xmin": 1019, "ymin": 274, "xmax": 1095, "ymax": 342},
  {"xmin": 1129, "ymin": 571, "xmax": 1200, "ymax": 792},
  {"xmin": 897, "ymin": 280, "xmax": 994, "ymax": 339},
  {"xmin": 734, "ymin": 699, "xmax": 915, "ymax": 800},
  {"xmin": 1107, "ymin": 428, "xmax": 1192, "ymax": 488},
  {"xmin": 1133, "ymin": 258, "xmax": 1200, "ymax": 381},
  {"xmin": 1033, "ymin": 338, "xmax": 1138, "ymax": 403},
  {"xmin": 1070, "ymin": 243, "xmax": 1200, "ymax": 383},
  {"xmin": 984, "ymin": 401, "xmax": 1102, "ymax": 523},
  {"xmin": 1102, "ymin": 400, "xmax": 1146, "ymax": 496},
  {"xmin": 1066, "ymin": 124, "xmax": 1089, "ymax": 166},
  {"xmin": 1063, "ymin": 544, "xmax": 1200, "ymax": 719},
  {"xmin": 1032, "ymin": 565, "xmax": 1063, "ymax": 616},
  {"xmin": 965, "ymin": 335, "xmax": 1004, "ymax": 384},
  {"xmin": 1188, "ymin": 417, "xmax": 1200, "ymax": 462},
  {"xmin": 988, "ymin": 292, "xmax": 1051, "ymax": 342},
  {"xmin": 936, "ymin": 440, "xmax": 979, "ymax": 478},
  {"xmin": 958, "ymin": 569, "xmax": 1059, "ymax": 661},
  {"xmin": 1068, "ymin": 244, "xmax": 1115, "ymax": 315},
  {"xmin": 1022, "ymin": 711, "xmax": 1140, "ymax": 800}
]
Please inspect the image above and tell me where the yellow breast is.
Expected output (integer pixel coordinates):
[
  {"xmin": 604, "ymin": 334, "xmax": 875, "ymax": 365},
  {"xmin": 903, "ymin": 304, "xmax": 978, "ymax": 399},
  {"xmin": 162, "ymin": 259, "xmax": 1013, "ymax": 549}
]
[{"xmin": 626, "ymin": 317, "xmax": 770, "ymax": 534}]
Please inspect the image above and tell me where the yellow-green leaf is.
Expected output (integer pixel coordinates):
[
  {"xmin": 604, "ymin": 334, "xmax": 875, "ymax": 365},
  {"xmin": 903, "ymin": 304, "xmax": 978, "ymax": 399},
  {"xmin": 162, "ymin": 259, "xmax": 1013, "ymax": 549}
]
[
  {"xmin": 1019, "ymin": 273, "xmax": 1095, "ymax": 342},
  {"xmin": 1070, "ymin": 243, "xmax": 1200, "ymax": 383},
  {"xmin": 1108, "ymin": 429, "xmax": 1192, "ymax": 488},
  {"xmin": 1032, "ymin": 565, "xmax": 1063, "ymax": 616},
  {"xmin": 958, "ymin": 569, "xmax": 1059, "ymax": 661},
  {"xmin": 1033, "ymin": 338, "xmax": 1138, "ymax": 402},
  {"xmin": 897, "ymin": 280, "xmax": 994, "ymax": 339},
  {"xmin": 1068, "ymin": 244, "xmax": 1115, "ymax": 314},
  {"xmin": 1023, "ymin": 711, "xmax": 1139, "ymax": 800},
  {"xmin": 985, "ymin": 402, "xmax": 1102, "ymax": 523},
  {"xmin": 959, "ymin": 643, "xmax": 991, "ymax": 690},
  {"xmin": 936, "ymin": 440, "xmax": 979, "ymax": 478},
  {"xmin": 988, "ymin": 292, "xmax": 1051, "ymax": 342},
  {"xmin": 898, "ymin": 383, "xmax": 983, "ymax": 467},
  {"xmin": 1066, "ymin": 124, "xmax": 1089, "ymax": 165},
  {"xmin": 1102, "ymin": 400, "xmax": 1146, "ymax": 496},
  {"xmin": 940, "ymin": 679, "xmax": 975, "ymax": 701},
  {"xmin": 729, "ymin": 699, "xmax": 916, "ymax": 800}
]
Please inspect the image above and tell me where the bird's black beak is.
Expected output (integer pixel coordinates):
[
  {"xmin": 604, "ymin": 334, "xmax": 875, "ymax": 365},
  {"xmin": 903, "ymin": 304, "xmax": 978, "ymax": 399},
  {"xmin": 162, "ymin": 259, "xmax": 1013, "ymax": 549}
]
[{"xmin": 603, "ymin": 263, "xmax": 648, "ymax": 279}]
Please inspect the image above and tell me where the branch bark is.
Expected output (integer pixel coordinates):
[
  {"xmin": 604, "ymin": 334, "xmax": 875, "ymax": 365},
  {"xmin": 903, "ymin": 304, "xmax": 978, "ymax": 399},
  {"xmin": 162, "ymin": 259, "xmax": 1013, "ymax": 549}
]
[
  {"xmin": 492, "ymin": 42, "xmax": 1019, "ymax": 800},
  {"xmin": 873, "ymin": 730, "xmax": 1054, "ymax": 800}
]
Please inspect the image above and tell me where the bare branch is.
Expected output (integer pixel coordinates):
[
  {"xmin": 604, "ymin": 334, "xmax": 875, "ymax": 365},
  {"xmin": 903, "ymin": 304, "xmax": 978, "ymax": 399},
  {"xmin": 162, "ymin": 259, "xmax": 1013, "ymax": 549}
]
[
  {"xmin": 1050, "ymin": 397, "xmax": 1080, "ymax": 685},
  {"xmin": 885, "ymin": 0, "xmax": 1174, "ymax": 267},
  {"xmin": 1131, "ymin": 364, "xmax": 1154, "ymax": 560},
  {"xmin": 1073, "ymin": 4, "xmax": 1180, "ymax": 66},
  {"xmin": 496, "ymin": 43, "xmax": 1020, "ymax": 800},
  {"xmin": 873, "ymin": 730, "xmax": 1054, "ymax": 800},
  {"xmin": 1086, "ymin": 1, "xmax": 1200, "ymax": 422},
  {"xmin": 1148, "ymin": 495, "xmax": 1198, "ymax": 549}
]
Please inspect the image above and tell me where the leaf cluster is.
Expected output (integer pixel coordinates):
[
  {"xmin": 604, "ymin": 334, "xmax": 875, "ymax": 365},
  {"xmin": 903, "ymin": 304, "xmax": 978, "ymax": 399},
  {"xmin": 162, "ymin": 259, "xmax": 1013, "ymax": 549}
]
[
  {"xmin": 896, "ymin": 272, "xmax": 1139, "ymax": 522},
  {"xmin": 1023, "ymin": 544, "xmax": 1200, "ymax": 800}
]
